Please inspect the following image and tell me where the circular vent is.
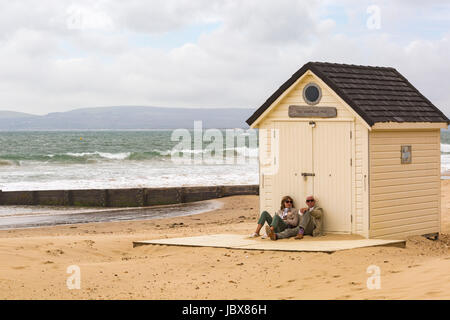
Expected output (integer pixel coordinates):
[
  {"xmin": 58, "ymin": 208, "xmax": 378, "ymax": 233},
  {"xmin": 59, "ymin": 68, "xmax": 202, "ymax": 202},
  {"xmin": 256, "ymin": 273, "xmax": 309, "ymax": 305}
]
[{"xmin": 303, "ymin": 83, "xmax": 322, "ymax": 105}]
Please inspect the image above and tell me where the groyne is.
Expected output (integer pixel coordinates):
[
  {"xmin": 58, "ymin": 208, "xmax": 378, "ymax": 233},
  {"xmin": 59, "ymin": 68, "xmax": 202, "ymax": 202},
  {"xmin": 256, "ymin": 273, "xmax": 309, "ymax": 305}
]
[{"xmin": 0, "ymin": 185, "xmax": 259, "ymax": 207}]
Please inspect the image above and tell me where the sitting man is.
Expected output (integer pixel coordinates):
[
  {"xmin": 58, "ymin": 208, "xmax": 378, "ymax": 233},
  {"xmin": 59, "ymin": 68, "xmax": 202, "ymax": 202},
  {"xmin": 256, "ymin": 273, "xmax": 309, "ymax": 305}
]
[{"xmin": 268, "ymin": 195, "xmax": 323, "ymax": 240}]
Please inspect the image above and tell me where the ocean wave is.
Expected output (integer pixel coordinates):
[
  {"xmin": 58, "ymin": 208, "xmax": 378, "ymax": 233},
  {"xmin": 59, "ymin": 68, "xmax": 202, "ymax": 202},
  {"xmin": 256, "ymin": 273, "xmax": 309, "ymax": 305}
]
[
  {"xmin": 228, "ymin": 146, "xmax": 259, "ymax": 158},
  {"xmin": 127, "ymin": 150, "xmax": 171, "ymax": 160},
  {"xmin": 0, "ymin": 152, "xmax": 126, "ymax": 164},
  {"xmin": 441, "ymin": 153, "xmax": 450, "ymax": 170},
  {"xmin": 0, "ymin": 147, "xmax": 259, "ymax": 165},
  {"xmin": 171, "ymin": 146, "xmax": 258, "ymax": 158},
  {"xmin": 441, "ymin": 143, "xmax": 450, "ymax": 153},
  {"xmin": 64, "ymin": 151, "xmax": 131, "ymax": 160}
]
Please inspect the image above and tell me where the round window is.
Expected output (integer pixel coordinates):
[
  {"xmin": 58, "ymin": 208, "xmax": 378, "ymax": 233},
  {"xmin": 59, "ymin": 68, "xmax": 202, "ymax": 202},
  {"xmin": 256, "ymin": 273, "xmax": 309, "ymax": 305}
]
[{"xmin": 303, "ymin": 83, "xmax": 322, "ymax": 105}]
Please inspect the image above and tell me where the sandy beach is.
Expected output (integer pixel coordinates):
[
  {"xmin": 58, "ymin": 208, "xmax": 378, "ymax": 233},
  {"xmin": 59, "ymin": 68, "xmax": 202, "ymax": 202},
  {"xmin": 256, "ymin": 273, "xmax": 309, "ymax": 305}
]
[{"xmin": 0, "ymin": 181, "xmax": 449, "ymax": 300}]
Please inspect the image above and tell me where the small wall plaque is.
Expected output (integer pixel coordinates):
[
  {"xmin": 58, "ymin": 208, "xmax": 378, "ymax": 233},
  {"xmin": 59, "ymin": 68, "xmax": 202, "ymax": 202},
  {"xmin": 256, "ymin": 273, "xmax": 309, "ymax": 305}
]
[
  {"xmin": 401, "ymin": 145, "xmax": 412, "ymax": 164},
  {"xmin": 288, "ymin": 105, "xmax": 337, "ymax": 118}
]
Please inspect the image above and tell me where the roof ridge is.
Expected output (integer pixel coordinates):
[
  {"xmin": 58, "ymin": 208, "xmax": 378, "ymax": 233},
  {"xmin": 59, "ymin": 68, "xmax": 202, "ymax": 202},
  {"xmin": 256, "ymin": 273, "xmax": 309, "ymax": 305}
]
[{"xmin": 310, "ymin": 61, "xmax": 396, "ymax": 70}]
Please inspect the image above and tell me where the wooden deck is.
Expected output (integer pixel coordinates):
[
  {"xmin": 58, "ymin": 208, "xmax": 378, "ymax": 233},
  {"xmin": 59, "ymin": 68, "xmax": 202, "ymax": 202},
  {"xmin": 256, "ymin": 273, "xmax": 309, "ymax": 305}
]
[{"xmin": 133, "ymin": 234, "xmax": 406, "ymax": 253}]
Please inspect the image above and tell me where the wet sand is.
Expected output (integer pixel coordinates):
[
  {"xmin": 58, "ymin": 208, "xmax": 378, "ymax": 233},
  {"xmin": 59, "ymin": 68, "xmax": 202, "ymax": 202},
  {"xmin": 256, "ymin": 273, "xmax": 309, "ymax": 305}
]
[
  {"xmin": 0, "ymin": 200, "xmax": 222, "ymax": 230},
  {"xmin": 0, "ymin": 181, "xmax": 449, "ymax": 299}
]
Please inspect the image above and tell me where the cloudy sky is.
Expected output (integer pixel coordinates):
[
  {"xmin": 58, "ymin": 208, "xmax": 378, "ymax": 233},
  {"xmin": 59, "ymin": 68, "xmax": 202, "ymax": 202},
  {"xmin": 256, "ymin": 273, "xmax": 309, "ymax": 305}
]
[{"xmin": 0, "ymin": 0, "xmax": 449, "ymax": 116}]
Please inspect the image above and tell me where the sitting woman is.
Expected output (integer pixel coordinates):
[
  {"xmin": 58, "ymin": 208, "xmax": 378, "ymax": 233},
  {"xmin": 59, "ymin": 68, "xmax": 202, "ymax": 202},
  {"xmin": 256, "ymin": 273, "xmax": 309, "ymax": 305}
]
[{"xmin": 250, "ymin": 196, "xmax": 299, "ymax": 238}]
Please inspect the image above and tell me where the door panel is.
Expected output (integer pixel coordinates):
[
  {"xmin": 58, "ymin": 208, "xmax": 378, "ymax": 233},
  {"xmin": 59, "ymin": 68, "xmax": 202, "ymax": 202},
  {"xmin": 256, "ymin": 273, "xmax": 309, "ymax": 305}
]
[
  {"xmin": 272, "ymin": 121, "xmax": 312, "ymax": 211},
  {"xmin": 271, "ymin": 121, "xmax": 352, "ymax": 233},
  {"xmin": 313, "ymin": 122, "xmax": 352, "ymax": 232}
]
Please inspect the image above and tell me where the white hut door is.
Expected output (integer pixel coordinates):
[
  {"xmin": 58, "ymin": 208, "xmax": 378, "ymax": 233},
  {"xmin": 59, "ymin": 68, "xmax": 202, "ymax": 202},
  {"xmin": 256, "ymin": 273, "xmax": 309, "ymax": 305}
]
[
  {"xmin": 313, "ymin": 121, "xmax": 352, "ymax": 233},
  {"xmin": 272, "ymin": 121, "xmax": 351, "ymax": 233},
  {"xmin": 273, "ymin": 121, "xmax": 313, "ymax": 211}
]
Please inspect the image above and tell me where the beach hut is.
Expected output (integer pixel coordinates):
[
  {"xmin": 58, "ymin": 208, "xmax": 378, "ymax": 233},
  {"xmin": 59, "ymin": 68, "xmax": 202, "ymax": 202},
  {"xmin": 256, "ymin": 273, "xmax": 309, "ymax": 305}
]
[{"xmin": 246, "ymin": 62, "xmax": 449, "ymax": 239}]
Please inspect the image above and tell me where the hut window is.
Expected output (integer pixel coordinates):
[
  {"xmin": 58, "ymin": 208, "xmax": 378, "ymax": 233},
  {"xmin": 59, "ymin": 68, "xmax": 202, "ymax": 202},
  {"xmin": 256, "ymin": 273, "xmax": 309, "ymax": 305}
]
[
  {"xmin": 303, "ymin": 83, "xmax": 322, "ymax": 105},
  {"xmin": 401, "ymin": 145, "xmax": 412, "ymax": 164}
]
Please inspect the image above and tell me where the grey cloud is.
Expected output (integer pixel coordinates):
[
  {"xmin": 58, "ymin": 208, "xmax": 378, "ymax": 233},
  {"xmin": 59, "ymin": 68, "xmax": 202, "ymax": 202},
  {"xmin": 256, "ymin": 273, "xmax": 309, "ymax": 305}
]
[
  {"xmin": 105, "ymin": 0, "xmax": 222, "ymax": 34},
  {"xmin": 0, "ymin": 0, "xmax": 448, "ymax": 117}
]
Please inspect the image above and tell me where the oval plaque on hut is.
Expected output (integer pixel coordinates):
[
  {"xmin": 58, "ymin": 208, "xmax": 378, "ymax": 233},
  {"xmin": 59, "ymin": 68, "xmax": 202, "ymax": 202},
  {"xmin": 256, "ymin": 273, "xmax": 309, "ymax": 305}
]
[{"xmin": 288, "ymin": 105, "xmax": 337, "ymax": 118}]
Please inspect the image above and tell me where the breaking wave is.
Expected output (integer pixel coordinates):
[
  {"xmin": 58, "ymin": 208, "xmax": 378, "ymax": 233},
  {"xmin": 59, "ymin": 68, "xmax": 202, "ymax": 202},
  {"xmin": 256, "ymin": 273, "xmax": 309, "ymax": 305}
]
[{"xmin": 0, "ymin": 147, "xmax": 258, "ymax": 164}]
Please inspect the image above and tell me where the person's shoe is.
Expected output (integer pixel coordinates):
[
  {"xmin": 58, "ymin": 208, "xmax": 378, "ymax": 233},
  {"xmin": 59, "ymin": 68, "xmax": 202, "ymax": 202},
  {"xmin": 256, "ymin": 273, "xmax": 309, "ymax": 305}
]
[
  {"xmin": 265, "ymin": 226, "xmax": 271, "ymax": 238},
  {"xmin": 294, "ymin": 233, "xmax": 303, "ymax": 240},
  {"xmin": 269, "ymin": 230, "xmax": 277, "ymax": 241},
  {"xmin": 265, "ymin": 226, "xmax": 277, "ymax": 241},
  {"xmin": 249, "ymin": 232, "xmax": 260, "ymax": 238}
]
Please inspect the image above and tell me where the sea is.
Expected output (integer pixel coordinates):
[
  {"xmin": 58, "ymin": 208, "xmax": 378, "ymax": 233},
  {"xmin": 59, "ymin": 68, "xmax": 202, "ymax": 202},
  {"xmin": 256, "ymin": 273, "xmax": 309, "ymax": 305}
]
[
  {"xmin": 439, "ymin": 130, "xmax": 450, "ymax": 176},
  {"xmin": 0, "ymin": 129, "xmax": 449, "ymax": 192},
  {"xmin": 0, "ymin": 130, "xmax": 259, "ymax": 191}
]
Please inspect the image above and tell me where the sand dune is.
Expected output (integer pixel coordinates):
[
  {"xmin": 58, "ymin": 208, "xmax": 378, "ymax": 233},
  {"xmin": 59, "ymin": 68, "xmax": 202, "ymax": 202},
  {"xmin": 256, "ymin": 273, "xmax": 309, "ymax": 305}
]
[{"xmin": 0, "ymin": 182, "xmax": 449, "ymax": 299}]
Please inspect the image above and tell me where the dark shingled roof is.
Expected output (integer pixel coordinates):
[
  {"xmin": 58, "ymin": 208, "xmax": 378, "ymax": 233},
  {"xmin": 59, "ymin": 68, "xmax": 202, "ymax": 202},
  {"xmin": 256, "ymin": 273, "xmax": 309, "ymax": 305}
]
[{"xmin": 246, "ymin": 62, "xmax": 449, "ymax": 126}]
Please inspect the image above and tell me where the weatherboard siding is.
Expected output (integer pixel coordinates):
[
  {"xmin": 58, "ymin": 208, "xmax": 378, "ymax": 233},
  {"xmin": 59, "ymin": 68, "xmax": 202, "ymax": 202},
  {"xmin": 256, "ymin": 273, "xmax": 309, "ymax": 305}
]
[{"xmin": 369, "ymin": 129, "xmax": 441, "ymax": 239}]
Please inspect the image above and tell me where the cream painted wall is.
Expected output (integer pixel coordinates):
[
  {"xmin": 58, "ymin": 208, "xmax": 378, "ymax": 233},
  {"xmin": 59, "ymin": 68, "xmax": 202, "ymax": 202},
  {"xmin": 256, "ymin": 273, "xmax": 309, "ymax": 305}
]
[{"xmin": 369, "ymin": 129, "xmax": 441, "ymax": 239}]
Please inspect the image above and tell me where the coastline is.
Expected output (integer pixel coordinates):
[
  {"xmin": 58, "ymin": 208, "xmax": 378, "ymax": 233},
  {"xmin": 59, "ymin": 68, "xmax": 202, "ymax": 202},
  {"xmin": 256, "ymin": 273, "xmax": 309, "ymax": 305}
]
[{"xmin": 0, "ymin": 181, "xmax": 448, "ymax": 299}]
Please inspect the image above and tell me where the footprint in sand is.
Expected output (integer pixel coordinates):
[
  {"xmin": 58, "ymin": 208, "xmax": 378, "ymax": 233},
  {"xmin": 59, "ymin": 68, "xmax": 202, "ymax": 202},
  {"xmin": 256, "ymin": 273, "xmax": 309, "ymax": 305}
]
[
  {"xmin": 84, "ymin": 240, "xmax": 95, "ymax": 247},
  {"xmin": 426, "ymin": 291, "xmax": 442, "ymax": 296},
  {"xmin": 46, "ymin": 249, "xmax": 64, "ymax": 256},
  {"xmin": 352, "ymin": 287, "xmax": 364, "ymax": 291}
]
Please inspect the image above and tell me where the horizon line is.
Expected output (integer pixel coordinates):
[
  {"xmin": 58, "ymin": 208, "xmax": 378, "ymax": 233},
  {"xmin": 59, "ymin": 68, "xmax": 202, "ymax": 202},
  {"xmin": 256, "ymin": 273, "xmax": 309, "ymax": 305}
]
[{"xmin": 0, "ymin": 105, "xmax": 254, "ymax": 117}]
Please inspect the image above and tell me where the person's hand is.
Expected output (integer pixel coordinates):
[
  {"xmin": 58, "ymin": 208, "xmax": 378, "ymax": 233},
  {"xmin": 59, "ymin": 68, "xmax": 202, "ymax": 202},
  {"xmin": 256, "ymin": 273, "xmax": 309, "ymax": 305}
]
[{"xmin": 300, "ymin": 208, "xmax": 307, "ymax": 214}]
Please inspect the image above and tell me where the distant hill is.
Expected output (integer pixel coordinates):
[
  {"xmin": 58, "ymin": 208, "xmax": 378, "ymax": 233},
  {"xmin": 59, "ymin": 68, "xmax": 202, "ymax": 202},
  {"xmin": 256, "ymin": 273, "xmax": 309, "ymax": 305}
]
[
  {"xmin": 0, "ymin": 106, "xmax": 254, "ymax": 130},
  {"xmin": 0, "ymin": 111, "xmax": 35, "ymax": 119}
]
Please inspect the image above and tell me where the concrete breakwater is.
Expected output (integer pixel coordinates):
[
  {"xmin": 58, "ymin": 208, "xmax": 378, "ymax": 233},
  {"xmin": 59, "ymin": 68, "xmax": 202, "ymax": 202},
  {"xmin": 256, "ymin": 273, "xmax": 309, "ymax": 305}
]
[{"xmin": 0, "ymin": 185, "xmax": 259, "ymax": 207}]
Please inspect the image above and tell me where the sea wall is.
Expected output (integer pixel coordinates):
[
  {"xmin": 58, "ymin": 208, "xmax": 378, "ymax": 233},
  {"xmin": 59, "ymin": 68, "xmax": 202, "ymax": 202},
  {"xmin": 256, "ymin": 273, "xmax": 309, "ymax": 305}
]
[{"xmin": 0, "ymin": 185, "xmax": 259, "ymax": 207}]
